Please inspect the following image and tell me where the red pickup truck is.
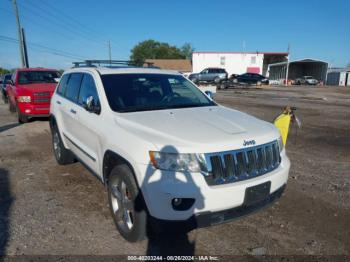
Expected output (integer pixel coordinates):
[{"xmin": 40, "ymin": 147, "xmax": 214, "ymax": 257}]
[{"xmin": 7, "ymin": 68, "xmax": 61, "ymax": 123}]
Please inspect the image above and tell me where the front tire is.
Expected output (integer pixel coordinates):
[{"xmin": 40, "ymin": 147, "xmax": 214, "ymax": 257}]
[
  {"xmin": 108, "ymin": 165, "xmax": 147, "ymax": 242},
  {"xmin": 51, "ymin": 125, "xmax": 75, "ymax": 165},
  {"xmin": 16, "ymin": 106, "xmax": 29, "ymax": 124}
]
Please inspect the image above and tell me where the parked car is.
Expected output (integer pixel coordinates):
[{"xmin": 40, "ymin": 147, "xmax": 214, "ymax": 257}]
[
  {"xmin": 49, "ymin": 62, "xmax": 290, "ymax": 242},
  {"xmin": 1, "ymin": 73, "xmax": 12, "ymax": 103},
  {"xmin": 7, "ymin": 68, "xmax": 61, "ymax": 123},
  {"xmin": 189, "ymin": 68, "xmax": 228, "ymax": 84},
  {"xmin": 233, "ymin": 73, "xmax": 269, "ymax": 85},
  {"xmin": 294, "ymin": 76, "xmax": 318, "ymax": 85},
  {"xmin": 229, "ymin": 74, "xmax": 239, "ymax": 80}
]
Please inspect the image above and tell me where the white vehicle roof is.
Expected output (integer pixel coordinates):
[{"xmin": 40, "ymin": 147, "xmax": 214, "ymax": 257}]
[{"xmin": 65, "ymin": 66, "xmax": 181, "ymax": 76}]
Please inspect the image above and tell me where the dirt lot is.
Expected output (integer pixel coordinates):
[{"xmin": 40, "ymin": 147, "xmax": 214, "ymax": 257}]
[{"xmin": 0, "ymin": 86, "xmax": 349, "ymax": 257}]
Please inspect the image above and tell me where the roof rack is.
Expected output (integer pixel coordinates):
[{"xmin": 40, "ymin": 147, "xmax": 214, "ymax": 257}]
[{"xmin": 72, "ymin": 60, "xmax": 155, "ymax": 68}]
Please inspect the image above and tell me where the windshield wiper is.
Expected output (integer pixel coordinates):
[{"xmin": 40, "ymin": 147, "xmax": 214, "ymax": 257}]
[
  {"xmin": 167, "ymin": 104, "xmax": 209, "ymax": 109},
  {"xmin": 118, "ymin": 103, "xmax": 215, "ymax": 113}
]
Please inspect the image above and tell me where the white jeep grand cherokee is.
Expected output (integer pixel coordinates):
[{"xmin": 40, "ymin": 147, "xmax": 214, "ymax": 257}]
[{"xmin": 50, "ymin": 63, "xmax": 290, "ymax": 242}]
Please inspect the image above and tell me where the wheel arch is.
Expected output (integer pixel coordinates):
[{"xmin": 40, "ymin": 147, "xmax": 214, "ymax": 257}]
[
  {"xmin": 49, "ymin": 114, "xmax": 57, "ymax": 129},
  {"xmin": 103, "ymin": 150, "xmax": 139, "ymax": 187}
]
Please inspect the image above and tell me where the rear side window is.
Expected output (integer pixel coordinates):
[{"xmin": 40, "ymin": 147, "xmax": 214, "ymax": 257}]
[
  {"xmin": 78, "ymin": 74, "xmax": 100, "ymax": 106},
  {"xmin": 65, "ymin": 73, "xmax": 83, "ymax": 102},
  {"xmin": 57, "ymin": 74, "xmax": 70, "ymax": 95}
]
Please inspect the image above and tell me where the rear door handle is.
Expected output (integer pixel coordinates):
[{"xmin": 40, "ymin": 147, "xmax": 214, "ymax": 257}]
[
  {"xmin": 70, "ymin": 109, "xmax": 76, "ymax": 114},
  {"xmin": 56, "ymin": 100, "xmax": 61, "ymax": 105}
]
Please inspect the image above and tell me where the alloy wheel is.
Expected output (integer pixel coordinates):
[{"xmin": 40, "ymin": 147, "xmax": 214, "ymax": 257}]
[
  {"xmin": 111, "ymin": 180, "xmax": 134, "ymax": 232},
  {"xmin": 53, "ymin": 131, "xmax": 61, "ymax": 160}
]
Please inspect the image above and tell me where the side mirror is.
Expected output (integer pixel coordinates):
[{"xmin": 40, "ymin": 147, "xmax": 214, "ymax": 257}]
[
  {"xmin": 84, "ymin": 96, "xmax": 101, "ymax": 114},
  {"xmin": 205, "ymin": 91, "xmax": 215, "ymax": 100}
]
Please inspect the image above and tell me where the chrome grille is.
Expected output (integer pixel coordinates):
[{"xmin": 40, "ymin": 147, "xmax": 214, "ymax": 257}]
[
  {"xmin": 34, "ymin": 92, "xmax": 50, "ymax": 97},
  {"xmin": 204, "ymin": 141, "xmax": 281, "ymax": 186},
  {"xmin": 33, "ymin": 92, "xmax": 51, "ymax": 103}
]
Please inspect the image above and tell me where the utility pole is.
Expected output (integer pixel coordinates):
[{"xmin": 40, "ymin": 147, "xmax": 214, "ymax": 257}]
[
  {"xmin": 108, "ymin": 40, "xmax": 112, "ymax": 65},
  {"xmin": 22, "ymin": 28, "xmax": 29, "ymax": 67},
  {"xmin": 285, "ymin": 44, "xmax": 290, "ymax": 86},
  {"xmin": 12, "ymin": 0, "xmax": 26, "ymax": 67}
]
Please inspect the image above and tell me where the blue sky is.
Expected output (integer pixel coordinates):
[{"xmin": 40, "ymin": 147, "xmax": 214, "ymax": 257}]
[{"xmin": 0, "ymin": 0, "xmax": 349, "ymax": 69}]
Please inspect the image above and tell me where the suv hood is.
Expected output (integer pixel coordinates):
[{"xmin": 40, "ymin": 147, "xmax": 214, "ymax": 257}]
[
  {"xmin": 19, "ymin": 83, "xmax": 57, "ymax": 94},
  {"xmin": 115, "ymin": 106, "xmax": 280, "ymax": 153}
]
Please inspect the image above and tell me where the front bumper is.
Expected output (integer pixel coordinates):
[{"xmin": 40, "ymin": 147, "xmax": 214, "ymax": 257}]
[
  {"xmin": 137, "ymin": 152, "xmax": 290, "ymax": 221},
  {"xmin": 149, "ymin": 184, "xmax": 286, "ymax": 232},
  {"xmin": 17, "ymin": 102, "xmax": 50, "ymax": 116}
]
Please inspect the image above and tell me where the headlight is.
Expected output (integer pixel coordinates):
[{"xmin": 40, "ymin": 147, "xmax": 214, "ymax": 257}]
[
  {"xmin": 17, "ymin": 96, "xmax": 31, "ymax": 102},
  {"xmin": 277, "ymin": 136, "xmax": 284, "ymax": 153},
  {"xmin": 149, "ymin": 151, "xmax": 207, "ymax": 172}
]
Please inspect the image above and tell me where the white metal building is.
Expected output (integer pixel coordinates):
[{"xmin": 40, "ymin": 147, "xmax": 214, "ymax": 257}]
[
  {"xmin": 268, "ymin": 59, "xmax": 329, "ymax": 84},
  {"xmin": 192, "ymin": 52, "xmax": 288, "ymax": 76},
  {"xmin": 326, "ymin": 68, "xmax": 350, "ymax": 86}
]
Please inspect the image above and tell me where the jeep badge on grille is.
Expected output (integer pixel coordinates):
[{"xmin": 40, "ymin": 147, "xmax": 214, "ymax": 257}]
[{"xmin": 243, "ymin": 140, "xmax": 256, "ymax": 146}]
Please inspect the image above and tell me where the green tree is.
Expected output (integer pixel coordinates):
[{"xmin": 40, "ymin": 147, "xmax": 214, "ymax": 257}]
[
  {"xmin": 0, "ymin": 67, "xmax": 11, "ymax": 75},
  {"xmin": 130, "ymin": 39, "xmax": 186, "ymax": 65},
  {"xmin": 181, "ymin": 43, "xmax": 195, "ymax": 60}
]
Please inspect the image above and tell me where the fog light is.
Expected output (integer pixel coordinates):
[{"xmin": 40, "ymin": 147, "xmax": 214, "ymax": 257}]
[
  {"xmin": 173, "ymin": 198, "xmax": 182, "ymax": 206},
  {"xmin": 25, "ymin": 109, "xmax": 31, "ymax": 113},
  {"xmin": 171, "ymin": 198, "xmax": 195, "ymax": 211}
]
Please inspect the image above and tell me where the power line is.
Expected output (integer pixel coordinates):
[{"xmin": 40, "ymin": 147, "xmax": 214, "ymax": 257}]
[
  {"xmin": 1, "ymin": 2, "xmax": 130, "ymax": 61},
  {"xmin": 22, "ymin": 0, "xmax": 103, "ymax": 44},
  {"xmin": 0, "ymin": 35, "xmax": 85, "ymax": 58},
  {"xmin": 0, "ymin": 8, "xmax": 96, "ymax": 50},
  {"xmin": 39, "ymin": 1, "xmax": 104, "ymax": 40},
  {"xmin": 18, "ymin": 1, "xmax": 107, "ymax": 49},
  {"xmin": 40, "ymin": 0, "xmax": 122, "ymax": 48},
  {"xmin": 0, "ymin": 35, "xmax": 85, "ymax": 60}
]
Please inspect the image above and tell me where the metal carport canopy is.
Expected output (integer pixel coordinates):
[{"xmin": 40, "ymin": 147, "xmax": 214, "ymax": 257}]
[{"xmin": 268, "ymin": 58, "xmax": 328, "ymax": 82}]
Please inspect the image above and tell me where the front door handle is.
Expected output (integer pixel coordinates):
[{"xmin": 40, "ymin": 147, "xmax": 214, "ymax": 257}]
[
  {"xmin": 70, "ymin": 109, "xmax": 76, "ymax": 114},
  {"xmin": 56, "ymin": 100, "xmax": 61, "ymax": 105}
]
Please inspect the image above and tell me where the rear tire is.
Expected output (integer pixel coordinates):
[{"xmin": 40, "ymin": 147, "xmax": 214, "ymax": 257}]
[
  {"xmin": 51, "ymin": 124, "xmax": 75, "ymax": 165},
  {"xmin": 2, "ymin": 92, "xmax": 8, "ymax": 104},
  {"xmin": 108, "ymin": 165, "xmax": 147, "ymax": 242},
  {"xmin": 214, "ymin": 77, "xmax": 221, "ymax": 84},
  {"xmin": 8, "ymin": 100, "xmax": 16, "ymax": 112}
]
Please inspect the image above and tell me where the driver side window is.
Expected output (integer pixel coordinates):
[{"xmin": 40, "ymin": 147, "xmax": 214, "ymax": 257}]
[
  {"xmin": 78, "ymin": 74, "xmax": 100, "ymax": 108},
  {"xmin": 201, "ymin": 69, "xmax": 208, "ymax": 74}
]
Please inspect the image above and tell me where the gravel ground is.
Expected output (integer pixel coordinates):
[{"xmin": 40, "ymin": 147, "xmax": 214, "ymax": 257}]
[{"xmin": 0, "ymin": 86, "xmax": 349, "ymax": 258}]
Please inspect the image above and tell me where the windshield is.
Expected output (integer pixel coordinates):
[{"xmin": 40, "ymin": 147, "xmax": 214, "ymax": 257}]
[
  {"xmin": 18, "ymin": 71, "xmax": 60, "ymax": 85},
  {"xmin": 101, "ymin": 74, "xmax": 216, "ymax": 112}
]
